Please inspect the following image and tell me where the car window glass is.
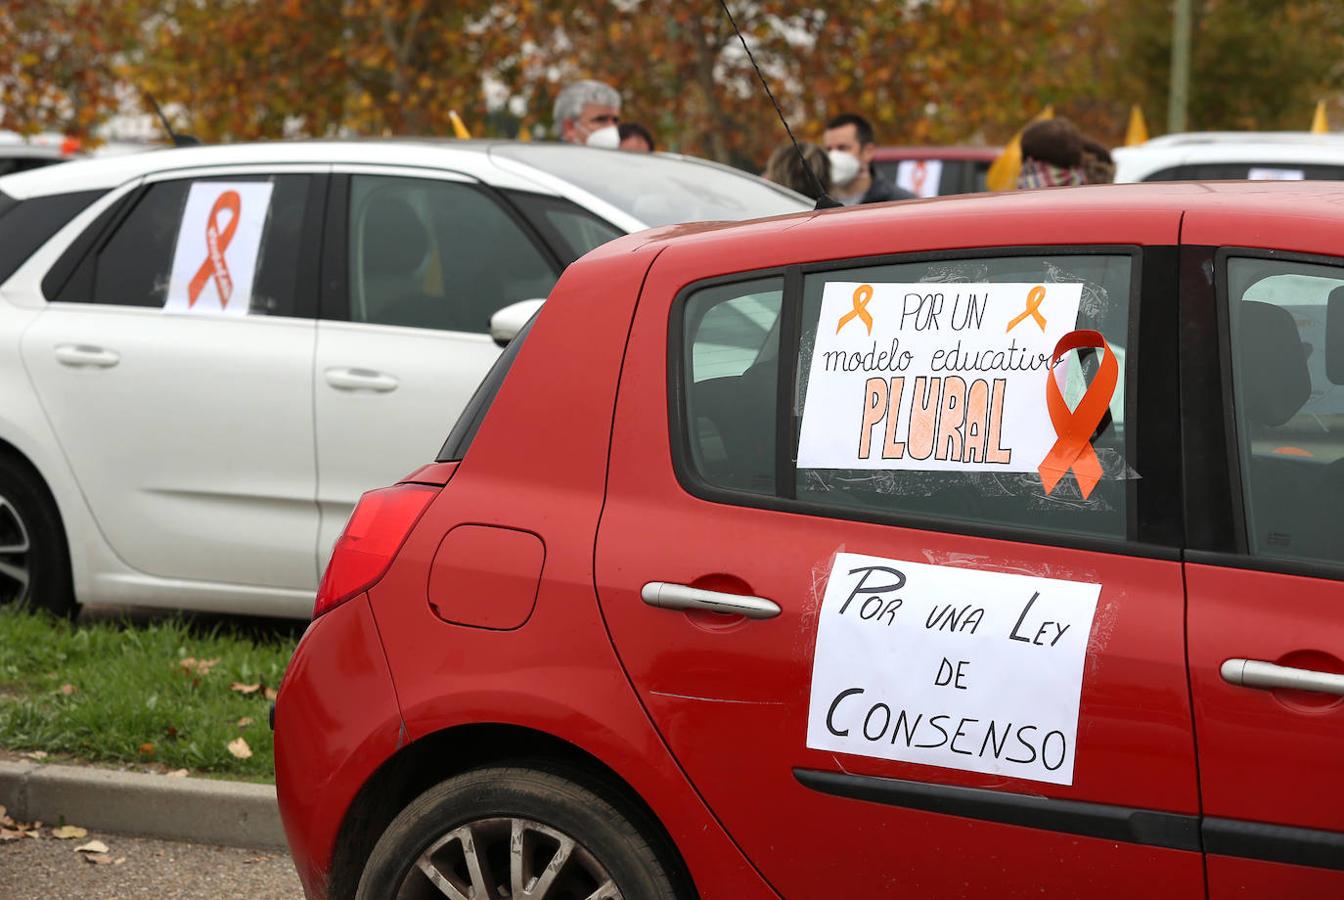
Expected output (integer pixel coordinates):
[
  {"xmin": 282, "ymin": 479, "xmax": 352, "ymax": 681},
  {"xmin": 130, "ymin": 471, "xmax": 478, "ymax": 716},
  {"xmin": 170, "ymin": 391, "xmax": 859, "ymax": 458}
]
[
  {"xmin": 1145, "ymin": 163, "xmax": 1344, "ymax": 182},
  {"xmin": 794, "ymin": 254, "xmax": 1133, "ymax": 538},
  {"xmin": 683, "ymin": 278, "xmax": 784, "ymax": 495},
  {"xmin": 505, "ymin": 191, "xmax": 624, "ymax": 266},
  {"xmin": 1226, "ymin": 256, "xmax": 1344, "ymax": 566},
  {"xmin": 0, "ymin": 189, "xmax": 105, "ymax": 285},
  {"xmin": 62, "ymin": 174, "xmax": 308, "ymax": 316},
  {"xmin": 348, "ymin": 176, "xmax": 558, "ymax": 333}
]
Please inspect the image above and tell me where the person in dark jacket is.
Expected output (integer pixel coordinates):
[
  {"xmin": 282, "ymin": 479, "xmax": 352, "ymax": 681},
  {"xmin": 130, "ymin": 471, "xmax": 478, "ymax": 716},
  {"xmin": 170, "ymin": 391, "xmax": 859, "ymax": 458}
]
[{"xmin": 822, "ymin": 113, "xmax": 915, "ymax": 205}]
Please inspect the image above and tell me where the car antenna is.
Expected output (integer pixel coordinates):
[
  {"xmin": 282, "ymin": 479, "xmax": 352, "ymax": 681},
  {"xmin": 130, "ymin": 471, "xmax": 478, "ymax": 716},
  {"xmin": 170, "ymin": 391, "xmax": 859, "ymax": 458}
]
[
  {"xmin": 144, "ymin": 91, "xmax": 200, "ymax": 148},
  {"xmin": 717, "ymin": 0, "xmax": 841, "ymax": 209}
]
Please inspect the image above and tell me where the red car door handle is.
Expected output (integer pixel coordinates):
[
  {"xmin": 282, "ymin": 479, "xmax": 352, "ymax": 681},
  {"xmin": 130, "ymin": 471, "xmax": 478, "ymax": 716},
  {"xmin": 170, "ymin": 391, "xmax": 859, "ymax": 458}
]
[
  {"xmin": 1221, "ymin": 658, "xmax": 1344, "ymax": 696},
  {"xmin": 640, "ymin": 582, "xmax": 780, "ymax": 619}
]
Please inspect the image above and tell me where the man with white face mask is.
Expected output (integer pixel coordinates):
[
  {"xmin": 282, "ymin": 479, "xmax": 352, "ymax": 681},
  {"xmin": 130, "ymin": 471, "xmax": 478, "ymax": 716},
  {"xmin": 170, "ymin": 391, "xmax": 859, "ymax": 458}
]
[
  {"xmin": 554, "ymin": 80, "xmax": 622, "ymax": 148},
  {"xmin": 822, "ymin": 113, "xmax": 913, "ymax": 205}
]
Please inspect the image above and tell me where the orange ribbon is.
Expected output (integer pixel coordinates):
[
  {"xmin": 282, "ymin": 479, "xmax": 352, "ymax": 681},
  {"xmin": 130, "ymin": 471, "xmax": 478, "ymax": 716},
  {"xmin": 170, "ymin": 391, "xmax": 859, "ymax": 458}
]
[
  {"xmin": 187, "ymin": 190, "xmax": 241, "ymax": 308},
  {"xmin": 1038, "ymin": 330, "xmax": 1117, "ymax": 500},
  {"xmin": 910, "ymin": 160, "xmax": 928, "ymax": 196},
  {"xmin": 836, "ymin": 284, "xmax": 875, "ymax": 335},
  {"xmin": 1006, "ymin": 284, "xmax": 1048, "ymax": 333}
]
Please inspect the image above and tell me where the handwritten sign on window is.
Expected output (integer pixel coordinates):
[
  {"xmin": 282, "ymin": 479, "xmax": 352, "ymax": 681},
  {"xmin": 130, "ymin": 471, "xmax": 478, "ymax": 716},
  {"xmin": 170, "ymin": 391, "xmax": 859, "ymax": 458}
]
[
  {"xmin": 797, "ymin": 281, "xmax": 1084, "ymax": 473},
  {"xmin": 806, "ymin": 552, "xmax": 1100, "ymax": 786}
]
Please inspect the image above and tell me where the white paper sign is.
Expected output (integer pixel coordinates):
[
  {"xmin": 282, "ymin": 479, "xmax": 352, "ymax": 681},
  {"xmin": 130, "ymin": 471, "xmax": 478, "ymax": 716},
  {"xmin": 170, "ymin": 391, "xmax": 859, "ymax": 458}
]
[
  {"xmin": 797, "ymin": 282, "xmax": 1084, "ymax": 472},
  {"xmin": 896, "ymin": 159, "xmax": 943, "ymax": 198},
  {"xmin": 806, "ymin": 553, "xmax": 1101, "ymax": 785},
  {"xmin": 164, "ymin": 182, "xmax": 274, "ymax": 315},
  {"xmin": 1247, "ymin": 167, "xmax": 1305, "ymax": 181}
]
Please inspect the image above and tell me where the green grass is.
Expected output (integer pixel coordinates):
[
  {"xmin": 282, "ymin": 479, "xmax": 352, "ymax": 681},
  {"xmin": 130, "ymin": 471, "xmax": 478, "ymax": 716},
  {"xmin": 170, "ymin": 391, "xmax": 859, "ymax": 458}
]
[{"xmin": 0, "ymin": 606, "xmax": 298, "ymax": 781}]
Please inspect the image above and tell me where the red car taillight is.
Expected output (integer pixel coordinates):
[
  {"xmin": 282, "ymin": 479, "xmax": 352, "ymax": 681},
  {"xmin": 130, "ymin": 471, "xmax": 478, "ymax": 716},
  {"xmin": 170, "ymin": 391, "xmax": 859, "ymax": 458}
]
[{"xmin": 313, "ymin": 483, "xmax": 439, "ymax": 618}]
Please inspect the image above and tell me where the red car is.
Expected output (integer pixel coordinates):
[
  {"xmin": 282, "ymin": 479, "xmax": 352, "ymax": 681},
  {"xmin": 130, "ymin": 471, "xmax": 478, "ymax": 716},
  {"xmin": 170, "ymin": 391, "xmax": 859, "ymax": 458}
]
[
  {"xmin": 871, "ymin": 146, "xmax": 1000, "ymax": 196},
  {"xmin": 275, "ymin": 181, "xmax": 1344, "ymax": 899}
]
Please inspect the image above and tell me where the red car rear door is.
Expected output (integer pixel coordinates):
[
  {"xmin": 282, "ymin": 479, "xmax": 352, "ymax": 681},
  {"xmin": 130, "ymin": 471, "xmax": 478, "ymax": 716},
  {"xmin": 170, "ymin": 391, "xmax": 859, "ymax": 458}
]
[
  {"xmin": 596, "ymin": 227, "xmax": 1205, "ymax": 897},
  {"xmin": 1179, "ymin": 209, "xmax": 1344, "ymax": 897}
]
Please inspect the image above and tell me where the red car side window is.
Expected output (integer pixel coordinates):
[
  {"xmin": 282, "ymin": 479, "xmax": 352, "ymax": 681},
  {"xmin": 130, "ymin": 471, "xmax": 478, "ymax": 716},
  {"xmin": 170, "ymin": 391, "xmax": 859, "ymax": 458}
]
[{"xmin": 1226, "ymin": 255, "xmax": 1344, "ymax": 567}]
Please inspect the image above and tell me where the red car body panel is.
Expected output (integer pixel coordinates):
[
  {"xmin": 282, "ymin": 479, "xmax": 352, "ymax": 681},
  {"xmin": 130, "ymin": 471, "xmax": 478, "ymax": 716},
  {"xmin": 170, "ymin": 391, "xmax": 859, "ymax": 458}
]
[
  {"xmin": 275, "ymin": 594, "xmax": 404, "ymax": 898},
  {"xmin": 276, "ymin": 182, "xmax": 1344, "ymax": 899},
  {"xmin": 873, "ymin": 145, "xmax": 1001, "ymax": 163}
]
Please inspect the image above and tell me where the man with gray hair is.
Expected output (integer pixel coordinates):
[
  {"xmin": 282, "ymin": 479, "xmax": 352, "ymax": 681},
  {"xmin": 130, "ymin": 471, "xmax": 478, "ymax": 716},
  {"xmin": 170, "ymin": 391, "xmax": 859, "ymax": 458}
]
[{"xmin": 553, "ymin": 79, "xmax": 621, "ymax": 148}]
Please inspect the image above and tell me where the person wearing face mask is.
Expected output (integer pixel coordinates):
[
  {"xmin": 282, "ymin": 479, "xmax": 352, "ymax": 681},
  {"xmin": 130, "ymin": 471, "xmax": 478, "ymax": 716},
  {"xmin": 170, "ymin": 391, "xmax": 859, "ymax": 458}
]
[
  {"xmin": 822, "ymin": 113, "xmax": 914, "ymax": 205},
  {"xmin": 553, "ymin": 79, "xmax": 622, "ymax": 149}
]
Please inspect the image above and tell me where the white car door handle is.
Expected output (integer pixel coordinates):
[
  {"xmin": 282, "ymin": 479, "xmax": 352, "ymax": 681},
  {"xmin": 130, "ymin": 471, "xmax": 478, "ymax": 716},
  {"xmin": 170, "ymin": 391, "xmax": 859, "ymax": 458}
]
[
  {"xmin": 1221, "ymin": 658, "xmax": 1344, "ymax": 696},
  {"xmin": 324, "ymin": 367, "xmax": 399, "ymax": 393},
  {"xmin": 641, "ymin": 582, "xmax": 780, "ymax": 619},
  {"xmin": 54, "ymin": 344, "xmax": 120, "ymax": 368}
]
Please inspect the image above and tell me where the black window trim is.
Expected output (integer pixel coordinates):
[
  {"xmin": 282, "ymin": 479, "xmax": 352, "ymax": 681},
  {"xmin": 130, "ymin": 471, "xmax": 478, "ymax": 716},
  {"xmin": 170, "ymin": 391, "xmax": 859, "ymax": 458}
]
[
  {"xmin": 667, "ymin": 244, "xmax": 1181, "ymax": 562},
  {"xmin": 1188, "ymin": 244, "xmax": 1344, "ymax": 583}
]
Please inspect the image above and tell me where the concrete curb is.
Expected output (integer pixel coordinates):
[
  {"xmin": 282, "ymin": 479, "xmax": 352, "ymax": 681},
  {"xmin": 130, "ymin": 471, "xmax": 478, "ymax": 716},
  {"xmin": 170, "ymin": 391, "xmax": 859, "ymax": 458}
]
[{"xmin": 0, "ymin": 761, "xmax": 286, "ymax": 850}]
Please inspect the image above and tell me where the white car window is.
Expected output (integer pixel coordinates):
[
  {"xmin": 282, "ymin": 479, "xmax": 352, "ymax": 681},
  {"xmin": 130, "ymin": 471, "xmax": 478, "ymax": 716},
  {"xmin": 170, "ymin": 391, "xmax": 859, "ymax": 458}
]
[
  {"xmin": 347, "ymin": 175, "xmax": 558, "ymax": 333},
  {"xmin": 53, "ymin": 174, "xmax": 312, "ymax": 318}
]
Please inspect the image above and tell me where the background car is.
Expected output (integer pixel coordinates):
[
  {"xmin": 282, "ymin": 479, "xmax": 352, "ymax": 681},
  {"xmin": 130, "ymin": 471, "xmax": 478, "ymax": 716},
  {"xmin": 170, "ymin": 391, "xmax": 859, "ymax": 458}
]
[
  {"xmin": 276, "ymin": 181, "xmax": 1344, "ymax": 898},
  {"xmin": 871, "ymin": 145, "xmax": 1000, "ymax": 197},
  {"xmin": 0, "ymin": 130, "xmax": 81, "ymax": 176},
  {"xmin": 0, "ymin": 140, "xmax": 809, "ymax": 618},
  {"xmin": 1115, "ymin": 131, "xmax": 1344, "ymax": 182}
]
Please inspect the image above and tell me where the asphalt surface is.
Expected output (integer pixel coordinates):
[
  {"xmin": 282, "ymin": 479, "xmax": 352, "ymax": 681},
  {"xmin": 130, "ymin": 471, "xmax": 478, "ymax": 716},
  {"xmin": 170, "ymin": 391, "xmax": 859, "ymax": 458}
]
[{"xmin": 0, "ymin": 829, "xmax": 302, "ymax": 899}]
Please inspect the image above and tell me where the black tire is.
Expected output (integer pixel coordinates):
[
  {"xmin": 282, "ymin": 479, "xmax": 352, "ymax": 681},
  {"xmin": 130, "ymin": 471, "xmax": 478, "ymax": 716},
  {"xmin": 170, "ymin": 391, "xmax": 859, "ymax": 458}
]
[
  {"xmin": 0, "ymin": 457, "xmax": 74, "ymax": 618},
  {"xmin": 356, "ymin": 766, "xmax": 681, "ymax": 900}
]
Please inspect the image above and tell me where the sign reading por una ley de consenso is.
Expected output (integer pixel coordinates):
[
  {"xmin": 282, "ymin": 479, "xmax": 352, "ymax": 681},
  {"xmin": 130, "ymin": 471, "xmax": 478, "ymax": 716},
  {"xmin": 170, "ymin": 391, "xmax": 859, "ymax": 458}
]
[
  {"xmin": 806, "ymin": 554, "xmax": 1101, "ymax": 786},
  {"xmin": 164, "ymin": 182, "xmax": 274, "ymax": 316}
]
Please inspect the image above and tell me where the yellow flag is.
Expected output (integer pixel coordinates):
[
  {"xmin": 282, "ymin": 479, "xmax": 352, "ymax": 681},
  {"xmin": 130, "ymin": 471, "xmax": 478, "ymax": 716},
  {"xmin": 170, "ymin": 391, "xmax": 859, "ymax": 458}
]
[
  {"xmin": 1125, "ymin": 105, "xmax": 1149, "ymax": 146},
  {"xmin": 986, "ymin": 105, "xmax": 1054, "ymax": 192},
  {"xmin": 1311, "ymin": 100, "xmax": 1329, "ymax": 134},
  {"xmin": 448, "ymin": 110, "xmax": 471, "ymax": 139}
]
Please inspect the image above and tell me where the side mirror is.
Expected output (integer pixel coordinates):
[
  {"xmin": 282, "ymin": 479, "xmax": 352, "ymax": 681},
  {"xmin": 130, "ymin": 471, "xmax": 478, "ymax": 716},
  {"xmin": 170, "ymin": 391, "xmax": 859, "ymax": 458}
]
[{"xmin": 490, "ymin": 299, "xmax": 545, "ymax": 348}]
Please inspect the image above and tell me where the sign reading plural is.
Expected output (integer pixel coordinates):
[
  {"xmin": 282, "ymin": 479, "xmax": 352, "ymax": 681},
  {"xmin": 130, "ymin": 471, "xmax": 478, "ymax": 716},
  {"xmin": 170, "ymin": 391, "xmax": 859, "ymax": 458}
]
[
  {"xmin": 805, "ymin": 552, "xmax": 1101, "ymax": 785},
  {"xmin": 797, "ymin": 281, "xmax": 1086, "ymax": 474}
]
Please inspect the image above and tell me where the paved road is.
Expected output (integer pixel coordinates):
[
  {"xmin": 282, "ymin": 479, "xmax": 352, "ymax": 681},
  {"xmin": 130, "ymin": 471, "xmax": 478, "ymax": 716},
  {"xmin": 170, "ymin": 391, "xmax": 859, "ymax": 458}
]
[{"xmin": 0, "ymin": 829, "xmax": 302, "ymax": 899}]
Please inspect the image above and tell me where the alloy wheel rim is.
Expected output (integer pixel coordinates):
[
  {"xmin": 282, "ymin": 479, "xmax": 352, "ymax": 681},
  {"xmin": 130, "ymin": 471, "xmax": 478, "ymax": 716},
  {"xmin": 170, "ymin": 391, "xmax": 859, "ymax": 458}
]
[
  {"xmin": 0, "ymin": 496, "xmax": 31, "ymax": 604},
  {"xmin": 396, "ymin": 816, "xmax": 621, "ymax": 900}
]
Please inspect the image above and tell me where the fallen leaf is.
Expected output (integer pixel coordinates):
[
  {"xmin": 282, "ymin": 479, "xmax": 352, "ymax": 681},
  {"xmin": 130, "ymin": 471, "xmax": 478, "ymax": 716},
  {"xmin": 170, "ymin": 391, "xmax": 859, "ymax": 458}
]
[
  {"xmin": 75, "ymin": 839, "xmax": 109, "ymax": 853},
  {"xmin": 226, "ymin": 737, "xmax": 253, "ymax": 760},
  {"xmin": 230, "ymin": 682, "xmax": 261, "ymax": 695},
  {"xmin": 51, "ymin": 825, "xmax": 88, "ymax": 839},
  {"xmin": 23, "ymin": 750, "xmax": 48, "ymax": 760},
  {"xmin": 166, "ymin": 769, "xmax": 189, "ymax": 778},
  {"xmin": 236, "ymin": 717, "xmax": 254, "ymax": 728},
  {"xmin": 263, "ymin": 687, "xmax": 278, "ymax": 701},
  {"xmin": 59, "ymin": 683, "xmax": 76, "ymax": 696},
  {"xmin": 0, "ymin": 828, "xmax": 25, "ymax": 842},
  {"xmin": 113, "ymin": 856, "xmax": 126, "ymax": 865},
  {"xmin": 138, "ymin": 743, "xmax": 155, "ymax": 758},
  {"xmin": 178, "ymin": 657, "xmax": 220, "ymax": 676},
  {"xmin": 164, "ymin": 725, "xmax": 178, "ymax": 739},
  {"xmin": 85, "ymin": 854, "xmax": 113, "ymax": 865}
]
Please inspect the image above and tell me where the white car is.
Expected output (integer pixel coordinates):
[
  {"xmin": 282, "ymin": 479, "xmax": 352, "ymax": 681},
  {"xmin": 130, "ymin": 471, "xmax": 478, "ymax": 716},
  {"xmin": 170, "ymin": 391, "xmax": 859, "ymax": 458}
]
[
  {"xmin": 0, "ymin": 140, "xmax": 809, "ymax": 618},
  {"xmin": 1115, "ymin": 131, "xmax": 1344, "ymax": 183}
]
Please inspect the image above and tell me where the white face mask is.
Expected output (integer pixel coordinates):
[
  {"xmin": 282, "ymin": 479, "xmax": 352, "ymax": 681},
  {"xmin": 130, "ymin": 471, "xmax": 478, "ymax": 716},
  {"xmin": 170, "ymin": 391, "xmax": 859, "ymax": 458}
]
[
  {"xmin": 585, "ymin": 125, "xmax": 620, "ymax": 150},
  {"xmin": 827, "ymin": 149, "xmax": 862, "ymax": 187}
]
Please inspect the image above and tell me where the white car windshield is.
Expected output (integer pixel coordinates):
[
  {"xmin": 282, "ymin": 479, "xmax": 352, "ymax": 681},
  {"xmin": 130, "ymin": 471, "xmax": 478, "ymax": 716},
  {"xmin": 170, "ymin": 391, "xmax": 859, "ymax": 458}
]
[{"xmin": 491, "ymin": 144, "xmax": 811, "ymax": 227}]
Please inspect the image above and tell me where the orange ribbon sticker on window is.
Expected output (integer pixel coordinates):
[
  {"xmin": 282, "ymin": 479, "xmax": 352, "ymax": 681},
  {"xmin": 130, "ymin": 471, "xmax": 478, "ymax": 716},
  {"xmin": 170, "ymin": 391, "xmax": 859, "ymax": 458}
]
[
  {"xmin": 187, "ymin": 190, "xmax": 241, "ymax": 308},
  {"xmin": 1038, "ymin": 329, "xmax": 1117, "ymax": 500},
  {"xmin": 1006, "ymin": 284, "xmax": 1048, "ymax": 333},
  {"xmin": 836, "ymin": 283, "xmax": 875, "ymax": 335}
]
